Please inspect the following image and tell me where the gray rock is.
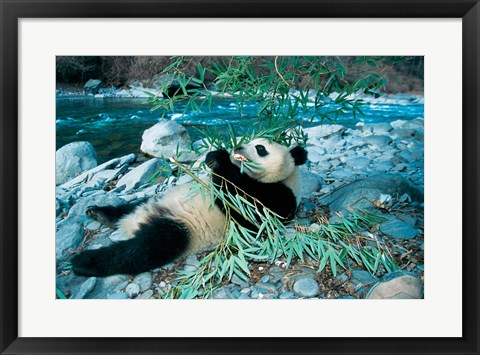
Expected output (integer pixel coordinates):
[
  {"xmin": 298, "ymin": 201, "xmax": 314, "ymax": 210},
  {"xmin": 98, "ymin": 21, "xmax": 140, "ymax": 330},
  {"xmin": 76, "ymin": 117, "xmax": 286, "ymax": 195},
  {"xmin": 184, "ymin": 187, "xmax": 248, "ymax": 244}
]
[
  {"xmin": 231, "ymin": 275, "xmax": 249, "ymax": 288},
  {"xmin": 85, "ymin": 220, "xmax": 101, "ymax": 230},
  {"xmin": 133, "ymin": 272, "xmax": 153, "ymax": 292},
  {"xmin": 320, "ymin": 174, "xmax": 423, "ymax": 218},
  {"xmin": 330, "ymin": 169, "xmax": 355, "ymax": 182},
  {"xmin": 366, "ymin": 271, "xmax": 423, "ymax": 299},
  {"xmin": 260, "ymin": 274, "xmax": 270, "ymax": 283},
  {"xmin": 363, "ymin": 135, "xmax": 393, "ymax": 147},
  {"xmin": 351, "ymin": 270, "xmax": 377, "ymax": 285},
  {"xmin": 279, "ymin": 291, "xmax": 295, "ymax": 299},
  {"xmin": 136, "ymin": 290, "xmax": 154, "ymax": 299},
  {"xmin": 60, "ymin": 154, "xmax": 135, "ymax": 190},
  {"xmin": 372, "ymin": 161, "xmax": 395, "ymax": 173},
  {"xmin": 56, "ymin": 224, "xmax": 84, "ymax": 260},
  {"xmin": 109, "ymin": 229, "xmax": 130, "ymax": 242},
  {"xmin": 364, "ymin": 122, "xmax": 393, "ymax": 134},
  {"xmin": 394, "ymin": 128, "xmax": 417, "ymax": 138},
  {"xmin": 300, "ymin": 168, "xmax": 324, "ymax": 197},
  {"xmin": 116, "ymin": 159, "xmax": 170, "ymax": 192},
  {"xmin": 212, "ymin": 287, "xmax": 233, "ymax": 299},
  {"xmin": 83, "ymin": 79, "xmax": 103, "ymax": 95},
  {"xmin": 87, "ymin": 275, "xmax": 129, "ymax": 299},
  {"xmin": 73, "ymin": 277, "xmax": 97, "ymax": 299},
  {"xmin": 347, "ymin": 157, "xmax": 371, "ymax": 170},
  {"xmin": 183, "ymin": 255, "xmax": 201, "ymax": 273},
  {"xmin": 56, "ymin": 142, "xmax": 97, "ymax": 185},
  {"xmin": 293, "ymin": 277, "xmax": 320, "ymax": 297},
  {"xmin": 140, "ymin": 120, "xmax": 196, "ymax": 162},
  {"xmin": 126, "ymin": 283, "xmax": 141, "ymax": 298},
  {"xmin": 380, "ymin": 219, "xmax": 419, "ymax": 239},
  {"xmin": 255, "ymin": 282, "xmax": 277, "ymax": 294},
  {"xmin": 305, "ymin": 124, "xmax": 346, "ymax": 140},
  {"xmin": 107, "ymin": 292, "xmax": 129, "ymax": 299}
]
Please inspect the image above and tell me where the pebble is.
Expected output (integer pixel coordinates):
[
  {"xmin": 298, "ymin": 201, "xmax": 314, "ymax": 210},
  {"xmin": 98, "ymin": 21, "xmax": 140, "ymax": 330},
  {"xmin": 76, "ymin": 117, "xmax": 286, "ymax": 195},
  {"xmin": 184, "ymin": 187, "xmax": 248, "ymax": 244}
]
[
  {"xmin": 293, "ymin": 277, "xmax": 320, "ymax": 297},
  {"xmin": 85, "ymin": 220, "xmax": 101, "ymax": 230},
  {"xmin": 212, "ymin": 287, "xmax": 233, "ymax": 299},
  {"xmin": 133, "ymin": 272, "xmax": 153, "ymax": 292},
  {"xmin": 260, "ymin": 274, "xmax": 270, "ymax": 283},
  {"xmin": 158, "ymin": 281, "xmax": 167, "ymax": 288},
  {"xmin": 126, "ymin": 283, "xmax": 141, "ymax": 298},
  {"xmin": 279, "ymin": 291, "xmax": 295, "ymax": 299}
]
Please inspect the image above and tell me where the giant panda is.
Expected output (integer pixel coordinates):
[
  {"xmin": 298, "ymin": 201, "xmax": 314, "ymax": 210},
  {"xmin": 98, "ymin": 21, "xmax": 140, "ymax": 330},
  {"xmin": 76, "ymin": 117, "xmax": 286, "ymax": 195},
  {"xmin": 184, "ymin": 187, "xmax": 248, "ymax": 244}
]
[{"xmin": 72, "ymin": 138, "xmax": 308, "ymax": 276}]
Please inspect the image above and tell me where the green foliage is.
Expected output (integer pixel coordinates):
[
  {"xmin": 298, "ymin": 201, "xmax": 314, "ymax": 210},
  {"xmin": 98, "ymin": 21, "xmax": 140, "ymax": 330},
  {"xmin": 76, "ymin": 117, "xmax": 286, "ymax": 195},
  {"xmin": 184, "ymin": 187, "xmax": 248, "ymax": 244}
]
[{"xmin": 165, "ymin": 159, "xmax": 397, "ymax": 299}]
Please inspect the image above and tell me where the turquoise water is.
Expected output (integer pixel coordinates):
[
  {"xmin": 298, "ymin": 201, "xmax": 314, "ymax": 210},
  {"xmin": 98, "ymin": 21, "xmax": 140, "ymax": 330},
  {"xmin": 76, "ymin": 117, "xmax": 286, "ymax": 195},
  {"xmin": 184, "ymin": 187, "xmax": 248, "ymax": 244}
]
[{"xmin": 56, "ymin": 96, "xmax": 424, "ymax": 163}]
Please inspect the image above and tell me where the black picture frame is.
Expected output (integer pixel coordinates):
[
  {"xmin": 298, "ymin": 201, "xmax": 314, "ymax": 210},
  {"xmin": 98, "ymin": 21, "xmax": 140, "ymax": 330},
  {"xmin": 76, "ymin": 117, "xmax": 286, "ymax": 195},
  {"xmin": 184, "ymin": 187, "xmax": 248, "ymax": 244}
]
[{"xmin": 1, "ymin": 1, "xmax": 478, "ymax": 354}]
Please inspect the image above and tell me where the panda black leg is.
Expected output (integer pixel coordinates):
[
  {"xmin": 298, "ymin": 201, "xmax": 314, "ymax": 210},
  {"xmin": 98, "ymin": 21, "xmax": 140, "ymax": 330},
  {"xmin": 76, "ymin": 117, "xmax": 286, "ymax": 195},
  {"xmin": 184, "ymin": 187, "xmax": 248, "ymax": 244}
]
[
  {"xmin": 85, "ymin": 202, "xmax": 143, "ymax": 228},
  {"xmin": 72, "ymin": 216, "xmax": 190, "ymax": 276}
]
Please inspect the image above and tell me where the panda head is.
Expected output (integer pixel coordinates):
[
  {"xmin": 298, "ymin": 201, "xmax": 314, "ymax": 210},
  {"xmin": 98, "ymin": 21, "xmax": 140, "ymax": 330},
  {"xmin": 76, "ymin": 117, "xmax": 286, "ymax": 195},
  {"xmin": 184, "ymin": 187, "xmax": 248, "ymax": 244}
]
[{"xmin": 231, "ymin": 138, "xmax": 308, "ymax": 183}]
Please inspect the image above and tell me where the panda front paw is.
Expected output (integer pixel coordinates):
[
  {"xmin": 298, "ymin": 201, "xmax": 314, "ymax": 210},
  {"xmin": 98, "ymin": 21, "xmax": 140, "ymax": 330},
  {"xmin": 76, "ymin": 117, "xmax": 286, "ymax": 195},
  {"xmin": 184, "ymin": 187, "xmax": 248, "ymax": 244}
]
[{"xmin": 205, "ymin": 149, "xmax": 231, "ymax": 171}]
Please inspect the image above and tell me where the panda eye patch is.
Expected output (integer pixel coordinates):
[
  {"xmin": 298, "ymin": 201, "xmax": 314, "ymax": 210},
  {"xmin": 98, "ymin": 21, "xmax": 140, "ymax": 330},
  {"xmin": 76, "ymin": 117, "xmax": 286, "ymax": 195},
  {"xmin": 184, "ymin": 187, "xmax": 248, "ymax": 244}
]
[{"xmin": 255, "ymin": 144, "xmax": 269, "ymax": 157}]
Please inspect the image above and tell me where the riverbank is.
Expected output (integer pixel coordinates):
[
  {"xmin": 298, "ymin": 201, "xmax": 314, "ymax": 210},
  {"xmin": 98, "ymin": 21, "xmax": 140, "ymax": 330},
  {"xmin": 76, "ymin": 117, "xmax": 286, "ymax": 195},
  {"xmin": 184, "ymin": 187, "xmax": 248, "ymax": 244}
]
[{"xmin": 56, "ymin": 118, "xmax": 424, "ymax": 300}]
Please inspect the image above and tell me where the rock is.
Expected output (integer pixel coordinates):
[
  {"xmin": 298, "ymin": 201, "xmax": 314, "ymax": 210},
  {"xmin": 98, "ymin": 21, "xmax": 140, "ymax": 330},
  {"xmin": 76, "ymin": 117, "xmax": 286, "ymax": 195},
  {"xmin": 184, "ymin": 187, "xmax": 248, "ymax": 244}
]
[
  {"xmin": 136, "ymin": 290, "xmax": 154, "ymax": 299},
  {"xmin": 83, "ymin": 79, "xmax": 103, "ymax": 95},
  {"xmin": 183, "ymin": 255, "xmax": 201, "ymax": 273},
  {"xmin": 107, "ymin": 292, "xmax": 129, "ymax": 299},
  {"xmin": 255, "ymin": 282, "xmax": 277, "ymax": 294},
  {"xmin": 115, "ymin": 159, "xmax": 170, "ymax": 192},
  {"xmin": 56, "ymin": 224, "xmax": 84, "ymax": 260},
  {"xmin": 231, "ymin": 275, "xmax": 249, "ymax": 288},
  {"xmin": 363, "ymin": 135, "xmax": 393, "ymax": 147},
  {"xmin": 126, "ymin": 283, "xmax": 141, "ymax": 298},
  {"xmin": 347, "ymin": 157, "xmax": 370, "ymax": 170},
  {"xmin": 56, "ymin": 142, "xmax": 97, "ymax": 185},
  {"xmin": 320, "ymin": 174, "xmax": 423, "ymax": 218},
  {"xmin": 293, "ymin": 277, "xmax": 320, "ymax": 297},
  {"xmin": 300, "ymin": 169, "xmax": 324, "ymax": 197},
  {"xmin": 87, "ymin": 275, "xmax": 129, "ymax": 299},
  {"xmin": 59, "ymin": 154, "xmax": 135, "ymax": 190},
  {"xmin": 380, "ymin": 219, "xmax": 419, "ymax": 239},
  {"xmin": 366, "ymin": 271, "xmax": 423, "ymax": 299},
  {"xmin": 279, "ymin": 291, "xmax": 295, "ymax": 299},
  {"xmin": 140, "ymin": 120, "xmax": 196, "ymax": 162},
  {"xmin": 109, "ymin": 229, "xmax": 130, "ymax": 242},
  {"xmin": 351, "ymin": 270, "xmax": 377, "ymax": 285},
  {"xmin": 73, "ymin": 277, "xmax": 97, "ymax": 299},
  {"xmin": 364, "ymin": 122, "xmax": 393, "ymax": 134},
  {"xmin": 133, "ymin": 272, "xmax": 153, "ymax": 292},
  {"xmin": 85, "ymin": 220, "xmax": 101, "ymax": 230},
  {"xmin": 305, "ymin": 124, "xmax": 346, "ymax": 140},
  {"xmin": 212, "ymin": 287, "xmax": 233, "ymax": 299},
  {"xmin": 394, "ymin": 128, "xmax": 417, "ymax": 138},
  {"xmin": 260, "ymin": 274, "xmax": 270, "ymax": 283}
]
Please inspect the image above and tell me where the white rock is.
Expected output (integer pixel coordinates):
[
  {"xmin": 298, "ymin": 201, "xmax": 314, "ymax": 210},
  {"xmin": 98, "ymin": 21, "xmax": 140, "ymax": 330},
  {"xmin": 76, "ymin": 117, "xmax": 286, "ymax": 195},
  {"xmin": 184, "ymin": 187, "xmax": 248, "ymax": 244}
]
[
  {"xmin": 116, "ymin": 158, "xmax": 169, "ymax": 192},
  {"xmin": 140, "ymin": 120, "xmax": 197, "ymax": 162},
  {"xmin": 56, "ymin": 142, "xmax": 97, "ymax": 185}
]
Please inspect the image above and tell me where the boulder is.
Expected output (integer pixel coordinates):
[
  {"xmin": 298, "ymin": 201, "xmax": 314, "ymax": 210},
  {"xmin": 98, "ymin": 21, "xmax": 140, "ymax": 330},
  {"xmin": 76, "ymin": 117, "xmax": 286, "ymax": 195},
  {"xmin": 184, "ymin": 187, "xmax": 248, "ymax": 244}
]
[
  {"xmin": 83, "ymin": 79, "xmax": 103, "ymax": 95},
  {"xmin": 305, "ymin": 124, "xmax": 346, "ymax": 140},
  {"xmin": 366, "ymin": 271, "xmax": 423, "ymax": 299},
  {"xmin": 319, "ymin": 173, "xmax": 423, "ymax": 218},
  {"xmin": 56, "ymin": 142, "xmax": 97, "ymax": 185},
  {"xmin": 300, "ymin": 168, "xmax": 324, "ymax": 197},
  {"xmin": 115, "ymin": 158, "xmax": 170, "ymax": 191},
  {"xmin": 140, "ymin": 120, "xmax": 196, "ymax": 162}
]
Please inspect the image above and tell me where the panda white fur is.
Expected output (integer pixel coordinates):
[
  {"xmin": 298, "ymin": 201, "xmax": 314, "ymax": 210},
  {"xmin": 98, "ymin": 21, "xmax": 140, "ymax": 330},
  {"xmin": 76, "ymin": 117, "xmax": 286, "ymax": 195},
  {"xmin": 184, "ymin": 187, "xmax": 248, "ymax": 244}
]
[{"xmin": 72, "ymin": 138, "xmax": 308, "ymax": 276}]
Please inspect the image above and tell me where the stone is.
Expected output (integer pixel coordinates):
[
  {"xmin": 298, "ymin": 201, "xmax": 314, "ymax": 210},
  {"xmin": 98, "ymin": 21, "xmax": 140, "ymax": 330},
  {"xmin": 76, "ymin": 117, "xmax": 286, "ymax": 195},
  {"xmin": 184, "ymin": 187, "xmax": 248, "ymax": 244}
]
[
  {"xmin": 366, "ymin": 271, "xmax": 423, "ymax": 299},
  {"xmin": 255, "ymin": 282, "xmax": 277, "ymax": 294},
  {"xmin": 140, "ymin": 120, "xmax": 196, "ymax": 162},
  {"xmin": 133, "ymin": 272, "xmax": 153, "ymax": 292},
  {"xmin": 107, "ymin": 292, "xmax": 129, "ymax": 299},
  {"xmin": 305, "ymin": 124, "xmax": 346, "ymax": 140},
  {"xmin": 88, "ymin": 275, "xmax": 129, "ymax": 298},
  {"xmin": 85, "ymin": 220, "xmax": 101, "ymax": 230},
  {"xmin": 363, "ymin": 135, "xmax": 393, "ymax": 147},
  {"xmin": 260, "ymin": 274, "xmax": 270, "ymax": 283},
  {"xmin": 126, "ymin": 283, "xmax": 141, "ymax": 298},
  {"xmin": 56, "ymin": 141, "xmax": 97, "ymax": 185},
  {"xmin": 231, "ymin": 275, "xmax": 249, "ymax": 288},
  {"xmin": 56, "ymin": 224, "xmax": 84, "ymax": 260},
  {"xmin": 115, "ymin": 159, "xmax": 170, "ymax": 192},
  {"xmin": 364, "ymin": 122, "xmax": 393, "ymax": 134},
  {"xmin": 109, "ymin": 229, "xmax": 130, "ymax": 242},
  {"xmin": 300, "ymin": 168, "xmax": 324, "ymax": 197},
  {"xmin": 351, "ymin": 270, "xmax": 377, "ymax": 285},
  {"xmin": 136, "ymin": 290, "xmax": 154, "ymax": 299},
  {"xmin": 347, "ymin": 157, "xmax": 371, "ymax": 170},
  {"xmin": 279, "ymin": 291, "xmax": 295, "ymax": 299},
  {"xmin": 319, "ymin": 174, "xmax": 423, "ymax": 218},
  {"xmin": 212, "ymin": 287, "xmax": 233, "ymax": 299},
  {"xmin": 60, "ymin": 153, "xmax": 135, "ymax": 190},
  {"xmin": 293, "ymin": 277, "xmax": 320, "ymax": 297},
  {"xmin": 73, "ymin": 277, "xmax": 97, "ymax": 299},
  {"xmin": 380, "ymin": 219, "xmax": 419, "ymax": 239},
  {"xmin": 83, "ymin": 79, "xmax": 103, "ymax": 95}
]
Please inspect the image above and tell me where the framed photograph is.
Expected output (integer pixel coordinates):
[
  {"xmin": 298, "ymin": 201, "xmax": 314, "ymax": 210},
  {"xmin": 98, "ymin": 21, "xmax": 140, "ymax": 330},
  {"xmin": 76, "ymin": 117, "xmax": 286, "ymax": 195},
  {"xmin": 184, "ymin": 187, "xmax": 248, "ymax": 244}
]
[{"xmin": 1, "ymin": 1, "xmax": 478, "ymax": 354}]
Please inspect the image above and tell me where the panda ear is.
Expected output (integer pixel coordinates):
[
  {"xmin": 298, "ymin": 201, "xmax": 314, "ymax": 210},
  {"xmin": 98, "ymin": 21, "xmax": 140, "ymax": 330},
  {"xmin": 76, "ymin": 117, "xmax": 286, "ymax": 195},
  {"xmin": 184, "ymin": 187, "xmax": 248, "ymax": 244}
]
[{"xmin": 290, "ymin": 146, "xmax": 308, "ymax": 166}]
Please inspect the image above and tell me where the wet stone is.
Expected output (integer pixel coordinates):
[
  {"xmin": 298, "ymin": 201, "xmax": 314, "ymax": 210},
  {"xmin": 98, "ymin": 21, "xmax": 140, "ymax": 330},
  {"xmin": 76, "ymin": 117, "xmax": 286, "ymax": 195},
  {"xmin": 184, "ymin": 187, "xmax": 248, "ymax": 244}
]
[{"xmin": 293, "ymin": 277, "xmax": 320, "ymax": 297}]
